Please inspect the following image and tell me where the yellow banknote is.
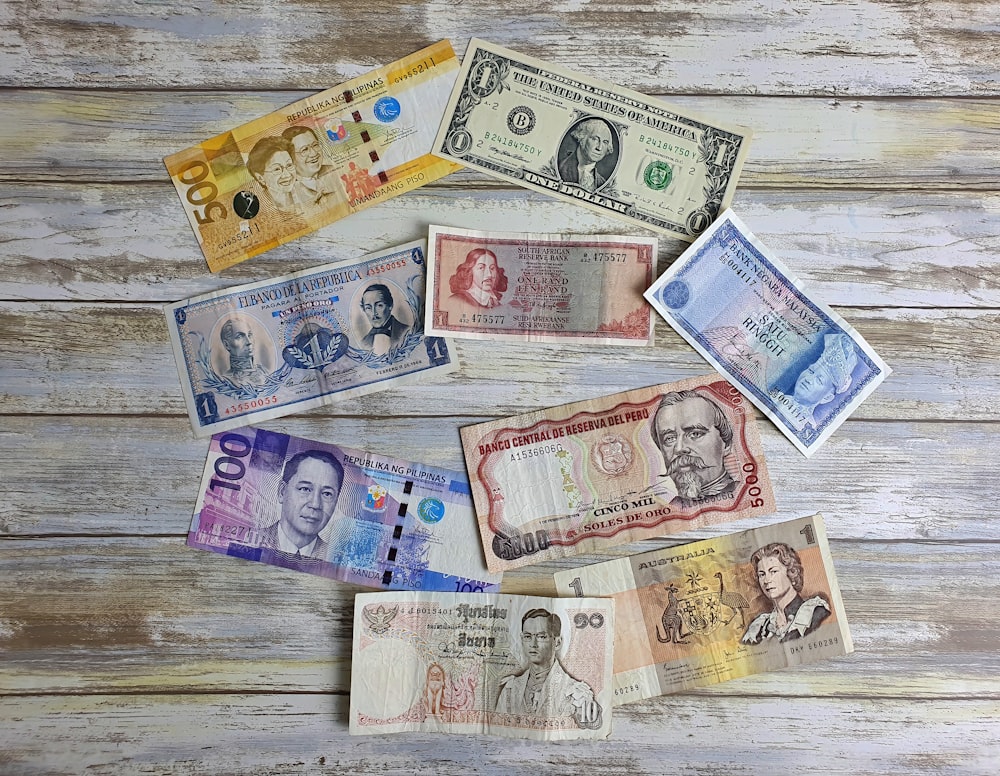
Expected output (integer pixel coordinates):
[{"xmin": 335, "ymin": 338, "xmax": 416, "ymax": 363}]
[
  {"xmin": 165, "ymin": 41, "xmax": 462, "ymax": 272},
  {"xmin": 554, "ymin": 514, "xmax": 852, "ymax": 705}
]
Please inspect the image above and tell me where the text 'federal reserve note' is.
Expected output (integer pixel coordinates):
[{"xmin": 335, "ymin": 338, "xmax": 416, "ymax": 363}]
[
  {"xmin": 434, "ymin": 39, "xmax": 752, "ymax": 242},
  {"xmin": 189, "ymin": 425, "xmax": 500, "ymax": 592},
  {"xmin": 165, "ymin": 41, "xmax": 462, "ymax": 272},
  {"xmin": 644, "ymin": 210, "xmax": 890, "ymax": 456},
  {"xmin": 165, "ymin": 240, "xmax": 456, "ymax": 437},
  {"xmin": 425, "ymin": 224, "xmax": 657, "ymax": 345},
  {"xmin": 554, "ymin": 514, "xmax": 853, "ymax": 705},
  {"xmin": 350, "ymin": 592, "xmax": 614, "ymax": 739},
  {"xmin": 460, "ymin": 375, "xmax": 775, "ymax": 573}
]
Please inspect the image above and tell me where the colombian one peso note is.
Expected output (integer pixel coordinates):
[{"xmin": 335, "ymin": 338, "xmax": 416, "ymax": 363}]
[
  {"xmin": 554, "ymin": 515, "xmax": 853, "ymax": 705},
  {"xmin": 189, "ymin": 426, "xmax": 501, "ymax": 592},
  {"xmin": 425, "ymin": 225, "xmax": 657, "ymax": 345},
  {"xmin": 644, "ymin": 210, "xmax": 891, "ymax": 456},
  {"xmin": 165, "ymin": 241, "xmax": 456, "ymax": 437},
  {"xmin": 460, "ymin": 375, "xmax": 775, "ymax": 573},
  {"xmin": 350, "ymin": 592, "xmax": 614, "ymax": 739},
  {"xmin": 165, "ymin": 41, "xmax": 462, "ymax": 272},
  {"xmin": 434, "ymin": 40, "xmax": 752, "ymax": 242}
]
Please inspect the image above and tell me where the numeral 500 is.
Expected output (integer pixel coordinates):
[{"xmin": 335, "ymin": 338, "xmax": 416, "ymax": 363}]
[{"xmin": 176, "ymin": 160, "xmax": 227, "ymax": 225}]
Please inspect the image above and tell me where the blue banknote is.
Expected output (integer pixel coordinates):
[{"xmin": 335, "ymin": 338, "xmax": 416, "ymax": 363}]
[
  {"xmin": 165, "ymin": 240, "xmax": 457, "ymax": 437},
  {"xmin": 189, "ymin": 425, "xmax": 501, "ymax": 592},
  {"xmin": 644, "ymin": 210, "xmax": 890, "ymax": 456}
]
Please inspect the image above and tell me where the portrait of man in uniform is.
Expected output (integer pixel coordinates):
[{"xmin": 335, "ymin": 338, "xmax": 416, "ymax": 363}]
[{"xmin": 219, "ymin": 315, "xmax": 269, "ymax": 386}]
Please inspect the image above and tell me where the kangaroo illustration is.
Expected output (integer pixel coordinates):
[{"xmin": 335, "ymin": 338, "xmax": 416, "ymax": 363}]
[
  {"xmin": 715, "ymin": 572, "xmax": 750, "ymax": 628},
  {"xmin": 655, "ymin": 584, "xmax": 689, "ymax": 644}
]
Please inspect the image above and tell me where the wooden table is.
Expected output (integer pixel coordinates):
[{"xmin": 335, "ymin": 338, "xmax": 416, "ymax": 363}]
[{"xmin": 2, "ymin": 2, "xmax": 999, "ymax": 773}]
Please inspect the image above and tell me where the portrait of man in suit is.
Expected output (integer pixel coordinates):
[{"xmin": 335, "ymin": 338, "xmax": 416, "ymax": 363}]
[
  {"xmin": 359, "ymin": 283, "xmax": 411, "ymax": 356},
  {"xmin": 556, "ymin": 117, "xmax": 618, "ymax": 193},
  {"xmin": 261, "ymin": 449, "xmax": 344, "ymax": 560},
  {"xmin": 282, "ymin": 124, "xmax": 339, "ymax": 208}
]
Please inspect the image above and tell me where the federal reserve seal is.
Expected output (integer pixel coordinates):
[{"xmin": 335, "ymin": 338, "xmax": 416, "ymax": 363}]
[
  {"xmin": 507, "ymin": 106, "xmax": 536, "ymax": 135},
  {"xmin": 417, "ymin": 497, "xmax": 445, "ymax": 524},
  {"xmin": 643, "ymin": 160, "xmax": 673, "ymax": 191}
]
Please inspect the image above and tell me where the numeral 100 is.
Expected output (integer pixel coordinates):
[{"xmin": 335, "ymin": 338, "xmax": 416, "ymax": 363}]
[
  {"xmin": 177, "ymin": 160, "xmax": 228, "ymax": 225},
  {"xmin": 210, "ymin": 433, "xmax": 251, "ymax": 492}
]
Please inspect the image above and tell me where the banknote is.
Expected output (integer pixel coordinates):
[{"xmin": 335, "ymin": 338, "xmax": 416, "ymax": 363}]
[
  {"xmin": 460, "ymin": 375, "xmax": 775, "ymax": 573},
  {"xmin": 165, "ymin": 240, "xmax": 457, "ymax": 437},
  {"xmin": 424, "ymin": 225, "xmax": 658, "ymax": 345},
  {"xmin": 554, "ymin": 514, "xmax": 852, "ymax": 704},
  {"xmin": 350, "ymin": 592, "xmax": 613, "ymax": 739},
  {"xmin": 165, "ymin": 41, "xmax": 462, "ymax": 272},
  {"xmin": 188, "ymin": 426, "xmax": 501, "ymax": 592},
  {"xmin": 644, "ymin": 210, "xmax": 891, "ymax": 457},
  {"xmin": 434, "ymin": 39, "xmax": 751, "ymax": 242}
]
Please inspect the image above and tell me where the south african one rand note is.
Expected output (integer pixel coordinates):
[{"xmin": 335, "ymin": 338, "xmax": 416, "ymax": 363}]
[
  {"xmin": 554, "ymin": 514, "xmax": 853, "ymax": 705},
  {"xmin": 434, "ymin": 39, "xmax": 752, "ymax": 242},
  {"xmin": 189, "ymin": 426, "xmax": 500, "ymax": 592},
  {"xmin": 460, "ymin": 375, "xmax": 775, "ymax": 573},
  {"xmin": 425, "ymin": 224, "xmax": 657, "ymax": 345},
  {"xmin": 350, "ymin": 592, "xmax": 614, "ymax": 739},
  {"xmin": 165, "ymin": 240, "xmax": 456, "ymax": 437},
  {"xmin": 644, "ymin": 210, "xmax": 890, "ymax": 456}
]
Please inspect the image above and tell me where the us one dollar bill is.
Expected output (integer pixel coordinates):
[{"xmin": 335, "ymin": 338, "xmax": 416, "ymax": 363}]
[
  {"xmin": 165, "ymin": 41, "xmax": 462, "ymax": 272},
  {"xmin": 189, "ymin": 426, "xmax": 501, "ymax": 592},
  {"xmin": 644, "ymin": 210, "xmax": 891, "ymax": 457},
  {"xmin": 350, "ymin": 592, "xmax": 613, "ymax": 739},
  {"xmin": 460, "ymin": 374, "xmax": 776, "ymax": 573},
  {"xmin": 165, "ymin": 240, "xmax": 456, "ymax": 437},
  {"xmin": 554, "ymin": 514, "xmax": 853, "ymax": 705},
  {"xmin": 434, "ymin": 39, "xmax": 752, "ymax": 242},
  {"xmin": 424, "ymin": 225, "xmax": 657, "ymax": 345}
]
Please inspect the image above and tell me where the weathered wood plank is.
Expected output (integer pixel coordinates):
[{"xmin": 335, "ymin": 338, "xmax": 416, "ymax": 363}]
[
  {"xmin": 1, "ymin": 415, "xmax": 998, "ymax": 540},
  {"xmin": 0, "ymin": 538, "xmax": 998, "ymax": 698},
  {"xmin": 3, "ymin": 90, "xmax": 1000, "ymax": 186},
  {"xmin": 2, "ymin": 1, "xmax": 998, "ymax": 96},
  {"xmin": 0, "ymin": 303, "xmax": 997, "ymax": 420},
  {"xmin": 3, "ymin": 185, "xmax": 1000, "ymax": 307},
  {"xmin": 0, "ymin": 693, "xmax": 997, "ymax": 776}
]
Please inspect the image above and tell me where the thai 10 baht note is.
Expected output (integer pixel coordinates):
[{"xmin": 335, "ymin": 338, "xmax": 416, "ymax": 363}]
[
  {"xmin": 460, "ymin": 375, "xmax": 775, "ymax": 573},
  {"xmin": 434, "ymin": 39, "xmax": 751, "ymax": 242},
  {"xmin": 164, "ymin": 41, "xmax": 462, "ymax": 272},
  {"xmin": 350, "ymin": 592, "xmax": 613, "ymax": 739},
  {"xmin": 554, "ymin": 514, "xmax": 852, "ymax": 705},
  {"xmin": 644, "ymin": 210, "xmax": 891, "ymax": 457},
  {"xmin": 165, "ymin": 240, "xmax": 456, "ymax": 437},
  {"xmin": 425, "ymin": 225, "xmax": 657, "ymax": 346},
  {"xmin": 189, "ymin": 426, "xmax": 501, "ymax": 592}
]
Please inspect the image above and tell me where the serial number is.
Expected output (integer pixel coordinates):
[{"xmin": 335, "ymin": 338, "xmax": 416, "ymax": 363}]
[
  {"xmin": 583, "ymin": 252, "xmax": 627, "ymax": 262},
  {"xmin": 808, "ymin": 637, "xmax": 840, "ymax": 649},
  {"xmin": 614, "ymin": 684, "xmax": 640, "ymax": 696},
  {"xmin": 392, "ymin": 57, "xmax": 436, "ymax": 83},
  {"xmin": 225, "ymin": 395, "xmax": 279, "ymax": 414},
  {"xmin": 471, "ymin": 314, "xmax": 504, "ymax": 324}
]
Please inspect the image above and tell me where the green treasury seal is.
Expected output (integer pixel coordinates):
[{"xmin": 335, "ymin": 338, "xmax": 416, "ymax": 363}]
[{"xmin": 643, "ymin": 161, "xmax": 673, "ymax": 191}]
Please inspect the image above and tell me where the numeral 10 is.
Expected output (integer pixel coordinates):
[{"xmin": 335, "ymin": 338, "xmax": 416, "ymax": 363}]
[{"xmin": 210, "ymin": 433, "xmax": 252, "ymax": 492}]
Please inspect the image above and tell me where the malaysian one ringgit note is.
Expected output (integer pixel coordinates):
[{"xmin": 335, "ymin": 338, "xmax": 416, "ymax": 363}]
[
  {"xmin": 554, "ymin": 514, "xmax": 853, "ymax": 705},
  {"xmin": 434, "ymin": 39, "xmax": 752, "ymax": 242},
  {"xmin": 644, "ymin": 210, "xmax": 890, "ymax": 456},
  {"xmin": 425, "ymin": 225, "xmax": 658, "ymax": 345},
  {"xmin": 189, "ymin": 426, "xmax": 500, "ymax": 592},
  {"xmin": 460, "ymin": 375, "xmax": 775, "ymax": 573},
  {"xmin": 165, "ymin": 240, "xmax": 456, "ymax": 437},
  {"xmin": 350, "ymin": 592, "xmax": 613, "ymax": 739},
  {"xmin": 165, "ymin": 41, "xmax": 461, "ymax": 272}
]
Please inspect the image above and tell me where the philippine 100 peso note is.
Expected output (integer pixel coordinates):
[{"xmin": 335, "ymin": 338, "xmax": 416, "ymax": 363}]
[
  {"xmin": 644, "ymin": 210, "xmax": 890, "ymax": 457},
  {"xmin": 425, "ymin": 225, "xmax": 657, "ymax": 345},
  {"xmin": 350, "ymin": 592, "xmax": 613, "ymax": 739},
  {"xmin": 165, "ymin": 240, "xmax": 456, "ymax": 437},
  {"xmin": 189, "ymin": 426, "xmax": 501, "ymax": 592},
  {"xmin": 461, "ymin": 375, "xmax": 775, "ymax": 573},
  {"xmin": 434, "ymin": 39, "xmax": 751, "ymax": 242},
  {"xmin": 554, "ymin": 514, "xmax": 852, "ymax": 705},
  {"xmin": 165, "ymin": 41, "xmax": 462, "ymax": 272}
]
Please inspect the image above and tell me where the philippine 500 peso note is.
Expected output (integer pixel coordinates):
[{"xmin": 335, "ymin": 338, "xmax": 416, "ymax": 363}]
[
  {"xmin": 350, "ymin": 592, "xmax": 614, "ymax": 739},
  {"xmin": 434, "ymin": 39, "xmax": 752, "ymax": 242},
  {"xmin": 460, "ymin": 375, "xmax": 775, "ymax": 573}
]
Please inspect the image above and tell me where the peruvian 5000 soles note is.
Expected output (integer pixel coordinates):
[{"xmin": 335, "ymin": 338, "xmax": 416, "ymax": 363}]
[
  {"xmin": 434, "ymin": 39, "xmax": 751, "ymax": 242},
  {"xmin": 165, "ymin": 240, "xmax": 456, "ymax": 437},
  {"xmin": 425, "ymin": 225, "xmax": 657, "ymax": 345},
  {"xmin": 460, "ymin": 375, "xmax": 775, "ymax": 573},
  {"xmin": 644, "ymin": 210, "xmax": 890, "ymax": 456},
  {"xmin": 350, "ymin": 592, "xmax": 613, "ymax": 739},
  {"xmin": 165, "ymin": 41, "xmax": 461, "ymax": 272},
  {"xmin": 189, "ymin": 426, "xmax": 500, "ymax": 592},
  {"xmin": 554, "ymin": 514, "xmax": 852, "ymax": 705}
]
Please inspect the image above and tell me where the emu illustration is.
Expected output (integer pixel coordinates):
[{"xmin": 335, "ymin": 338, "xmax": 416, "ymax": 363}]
[
  {"xmin": 714, "ymin": 572, "xmax": 750, "ymax": 628},
  {"xmin": 655, "ymin": 584, "xmax": 689, "ymax": 644}
]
